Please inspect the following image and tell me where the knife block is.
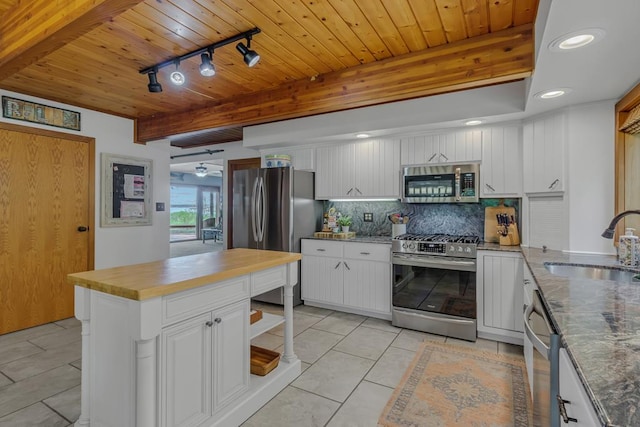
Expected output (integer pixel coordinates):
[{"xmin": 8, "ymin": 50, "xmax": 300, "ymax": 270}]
[{"xmin": 498, "ymin": 224, "xmax": 520, "ymax": 246}]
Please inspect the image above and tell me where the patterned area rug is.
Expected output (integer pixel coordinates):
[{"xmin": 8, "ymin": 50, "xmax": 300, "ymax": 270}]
[{"xmin": 378, "ymin": 341, "xmax": 532, "ymax": 427}]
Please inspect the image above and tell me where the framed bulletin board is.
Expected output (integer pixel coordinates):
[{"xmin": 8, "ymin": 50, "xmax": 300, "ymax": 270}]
[{"xmin": 101, "ymin": 153, "xmax": 153, "ymax": 227}]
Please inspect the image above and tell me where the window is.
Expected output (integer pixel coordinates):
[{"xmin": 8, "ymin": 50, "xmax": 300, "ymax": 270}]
[{"xmin": 170, "ymin": 184, "xmax": 221, "ymax": 242}]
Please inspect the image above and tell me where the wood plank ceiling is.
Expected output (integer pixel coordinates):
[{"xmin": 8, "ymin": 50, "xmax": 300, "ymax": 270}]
[{"xmin": 0, "ymin": 0, "xmax": 538, "ymax": 147}]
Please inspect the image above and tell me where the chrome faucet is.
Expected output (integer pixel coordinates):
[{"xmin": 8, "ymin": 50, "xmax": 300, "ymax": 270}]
[{"xmin": 602, "ymin": 210, "xmax": 640, "ymax": 238}]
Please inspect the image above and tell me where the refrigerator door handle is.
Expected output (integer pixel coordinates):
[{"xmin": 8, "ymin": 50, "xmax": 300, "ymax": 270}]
[
  {"xmin": 257, "ymin": 176, "xmax": 266, "ymax": 242},
  {"xmin": 251, "ymin": 176, "xmax": 259, "ymax": 242},
  {"xmin": 260, "ymin": 176, "xmax": 267, "ymax": 242}
]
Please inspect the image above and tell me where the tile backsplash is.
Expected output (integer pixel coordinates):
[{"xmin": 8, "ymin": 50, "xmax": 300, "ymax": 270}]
[{"xmin": 325, "ymin": 199, "xmax": 520, "ymax": 240}]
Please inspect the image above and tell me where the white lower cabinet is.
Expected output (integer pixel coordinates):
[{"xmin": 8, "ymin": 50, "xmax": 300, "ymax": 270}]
[
  {"xmin": 161, "ymin": 300, "xmax": 249, "ymax": 427},
  {"xmin": 301, "ymin": 239, "xmax": 391, "ymax": 319},
  {"xmin": 476, "ymin": 250, "xmax": 524, "ymax": 344},
  {"xmin": 558, "ymin": 348, "xmax": 600, "ymax": 426}
]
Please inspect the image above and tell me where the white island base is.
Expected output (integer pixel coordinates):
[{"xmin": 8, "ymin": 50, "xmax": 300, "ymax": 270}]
[{"xmin": 68, "ymin": 249, "xmax": 301, "ymax": 427}]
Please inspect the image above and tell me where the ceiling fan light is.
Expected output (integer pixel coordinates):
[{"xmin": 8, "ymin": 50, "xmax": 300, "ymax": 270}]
[
  {"xmin": 195, "ymin": 164, "xmax": 208, "ymax": 177},
  {"xmin": 199, "ymin": 53, "xmax": 216, "ymax": 77},
  {"xmin": 236, "ymin": 42, "xmax": 260, "ymax": 67},
  {"xmin": 147, "ymin": 71, "xmax": 162, "ymax": 93}
]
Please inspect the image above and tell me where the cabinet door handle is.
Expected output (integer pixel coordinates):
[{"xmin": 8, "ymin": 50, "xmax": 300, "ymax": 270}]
[
  {"xmin": 360, "ymin": 252, "xmax": 370, "ymax": 255},
  {"xmin": 346, "ymin": 188, "xmax": 353, "ymax": 195},
  {"xmin": 205, "ymin": 321, "xmax": 213, "ymax": 327},
  {"xmin": 316, "ymin": 248, "xmax": 326, "ymax": 252},
  {"xmin": 523, "ymin": 279, "xmax": 531, "ymax": 285},
  {"xmin": 355, "ymin": 187, "xmax": 363, "ymax": 195},
  {"xmin": 439, "ymin": 153, "xmax": 448, "ymax": 161},
  {"xmin": 548, "ymin": 178, "xmax": 560, "ymax": 190},
  {"xmin": 334, "ymin": 262, "xmax": 341, "ymax": 269},
  {"xmin": 428, "ymin": 153, "xmax": 438, "ymax": 162},
  {"xmin": 344, "ymin": 262, "xmax": 350, "ymax": 270},
  {"xmin": 214, "ymin": 317, "xmax": 222, "ymax": 324},
  {"xmin": 557, "ymin": 395, "xmax": 578, "ymax": 424},
  {"xmin": 485, "ymin": 183, "xmax": 495, "ymax": 192}
]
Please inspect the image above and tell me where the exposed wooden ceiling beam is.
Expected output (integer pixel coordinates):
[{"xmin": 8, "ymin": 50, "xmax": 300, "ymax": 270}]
[
  {"xmin": 0, "ymin": 0, "xmax": 144, "ymax": 80},
  {"xmin": 136, "ymin": 24, "xmax": 534, "ymax": 143}
]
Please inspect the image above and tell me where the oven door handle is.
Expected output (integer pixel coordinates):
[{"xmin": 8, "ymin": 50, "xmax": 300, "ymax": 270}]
[
  {"xmin": 393, "ymin": 308, "xmax": 476, "ymax": 326},
  {"xmin": 392, "ymin": 255, "xmax": 476, "ymax": 271}
]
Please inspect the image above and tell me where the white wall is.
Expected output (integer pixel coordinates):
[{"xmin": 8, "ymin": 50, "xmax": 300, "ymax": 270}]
[
  {"xmin": 566, "ymin": 100, "xmax": 616, "ymax": 254},
  {"xmin": 0, "ymin": 89, "xmax": 171, "ymax": 268}
]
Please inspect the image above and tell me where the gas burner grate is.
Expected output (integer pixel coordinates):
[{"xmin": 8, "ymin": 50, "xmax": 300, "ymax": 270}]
[{"xmin": 393, "ymin": 233, "xmax": 480, "ymax": 244}]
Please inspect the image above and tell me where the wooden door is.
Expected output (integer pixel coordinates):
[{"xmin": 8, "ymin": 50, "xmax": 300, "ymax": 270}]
[
  {"xmin": 226, "ymin": 157, "xmax": 260, "ymax": 249},
  {"xmin": 0, "ymin": 123, "xmax": 94, "ymax": 334}
]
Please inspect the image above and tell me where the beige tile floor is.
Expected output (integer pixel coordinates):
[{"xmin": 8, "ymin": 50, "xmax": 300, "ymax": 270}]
[{"xmin": 0, "ymin": 304, "xmax": 523, "ymax": 426}]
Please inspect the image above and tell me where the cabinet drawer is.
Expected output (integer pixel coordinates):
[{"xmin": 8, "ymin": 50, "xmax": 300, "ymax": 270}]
[
  {"xmin": 302, "ymin": 239, "xmax": 343, "ymax": 257},
  {"xmin": 162, "ymin": 277, "xmax": 250, "ymax": 326},
  {"xmin": 251, "ymin": 265, "xmax": 288, "ymax": 296},
  {"xmin": 344, "ymin": 243, "xmax": 390, "ymax": 262}
]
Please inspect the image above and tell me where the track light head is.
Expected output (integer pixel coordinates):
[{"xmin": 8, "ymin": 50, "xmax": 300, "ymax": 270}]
[
  {"xmin": 147, "ymin": 70, "xmax": 163, "ymax": 93},
  {"xmin": 170, "ymin": 71, "xmax": 185, "ymax": 85},
  {"xmin": 170, "ymin": 61, "xmax": 185, "ymax": 85},
  {"xmin": 236, "ymin": 41, "xmax": 260, "ymax": 67},
  {"xmin": 199, "ymin": 53, "xmax": 216, "ymax": 77}
]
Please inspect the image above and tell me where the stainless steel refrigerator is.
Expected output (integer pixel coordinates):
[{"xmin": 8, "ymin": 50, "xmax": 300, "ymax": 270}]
[{"xmin": 232, "ymin": 167, "xmax": 322, "ymax": 305}]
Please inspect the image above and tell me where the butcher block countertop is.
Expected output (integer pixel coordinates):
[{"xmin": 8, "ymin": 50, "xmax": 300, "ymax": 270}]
[{"xmin": 67, "ymin": 249, "xmax": 301, "ymax": 301}]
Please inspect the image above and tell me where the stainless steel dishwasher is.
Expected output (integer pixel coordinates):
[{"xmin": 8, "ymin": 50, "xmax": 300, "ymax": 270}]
[{"xmin": 524, "ymin": 289, "xmax": 560, "ymax": 427}]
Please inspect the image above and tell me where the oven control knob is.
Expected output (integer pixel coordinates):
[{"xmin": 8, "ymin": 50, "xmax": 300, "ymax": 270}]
[
  {"xmin": 458, "ymin": 246, "xmax": 463, "ymax": 252},
  {"xmin": 409, "ymin": 243, "xmax": 416, "ymax": 250},
  {"xmin": 449, "ymin": 246, "xmax": 455, "ymax": 252},
  {"xmin": 402, "ymin": 243, "xmax": 407, "ymax": 249},
  {"xmin": 465, "ymin": 247, "xmax": 472, "ymax": 253}
]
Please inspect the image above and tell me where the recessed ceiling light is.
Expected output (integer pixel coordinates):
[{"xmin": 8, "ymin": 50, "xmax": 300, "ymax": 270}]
[
  {"xmin": 549, "ymin": 28, "xmax": 605, "ymax": 52},
  {"xmin": 535, "ymin": 88, "xmax": 571, "ymax": 99},
  {"xmin": 465, "ymin": 120, "xmax": 483, "ymax": 126},
  {"xmin": 356, "ymin": 133, "xmax": 370, "ymax": 138}
]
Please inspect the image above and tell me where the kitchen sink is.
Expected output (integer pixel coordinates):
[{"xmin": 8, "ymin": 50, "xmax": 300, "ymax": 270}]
[{"xmin": 544, "ymin": 263, "xmax": 640, "ymax": 282}]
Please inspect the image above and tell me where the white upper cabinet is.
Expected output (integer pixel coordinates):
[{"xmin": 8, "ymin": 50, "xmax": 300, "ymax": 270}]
[
  {"xmin": 481, "ymin": 126, "xmax": 523, "ymax": 197},
  {"xmin": 400, "ymin": 130, "xmax": 482, "ymax": 165},
  {"xmin": 523, "ymin": 112, "xmax": 566, "ymax": 194},
  {"xmin": 315, "ymin": 139, "xmax": 400, "ymax": 199}
]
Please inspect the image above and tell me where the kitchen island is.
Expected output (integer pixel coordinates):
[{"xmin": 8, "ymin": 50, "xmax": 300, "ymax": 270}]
[
  {"xmin": 68, "ymin": 248, "xmax": 302, "ymax": 427},
  {"xmin": 522, "ymin": 247, "xmax": 640, "ymax": 427}
]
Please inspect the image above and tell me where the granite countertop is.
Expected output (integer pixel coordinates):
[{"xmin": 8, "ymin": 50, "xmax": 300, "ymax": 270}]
[
  {"xmin": 67, "ymin": 249, "xmax": 301, "ymax": 301},
  {"xmin": 304, "ymin": 235, "xmax": 392, "ymax": 244},
  {"xmin": 520, "ymin": 247, "xmax": 640, "ymax": 427},
  {"xmin": 478, "ymin": 242, "xmax": 522, "ymax": 252}
]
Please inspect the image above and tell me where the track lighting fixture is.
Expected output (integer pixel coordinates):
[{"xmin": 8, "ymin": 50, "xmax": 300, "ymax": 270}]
[
  {"xmin": 140, "ymin": 28, "xmax": 261, "ymax": 93},
  {"xmin": 199, "ymin": 52, "xmax": 216, "ymax": 77},
  {"xmin": 147, "ymin": 69, "xmax": 162, "ymax": 92},
  {"xmin": 236, "ymin": 37, "xmax": 260, "ymax": 67}
]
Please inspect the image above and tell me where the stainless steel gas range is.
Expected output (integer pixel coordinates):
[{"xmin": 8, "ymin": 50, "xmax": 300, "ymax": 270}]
[{"xmin": 391, "ymin": 233, "xmax": 480, "ymax": 341}]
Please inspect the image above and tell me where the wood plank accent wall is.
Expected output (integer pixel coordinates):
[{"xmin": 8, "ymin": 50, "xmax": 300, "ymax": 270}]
[{"xmin": 136, "ymin": 24, "xmax": 533, "ymax": 143}]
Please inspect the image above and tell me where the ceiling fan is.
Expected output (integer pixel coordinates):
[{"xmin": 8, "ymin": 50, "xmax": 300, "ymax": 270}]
[
  {"xmin": 194, "ymin": 162, "xmax": 222, "ymax": 178},
  {"xmin": 195, "ymin": 163, "xmax": 208, "ymax": 177}
]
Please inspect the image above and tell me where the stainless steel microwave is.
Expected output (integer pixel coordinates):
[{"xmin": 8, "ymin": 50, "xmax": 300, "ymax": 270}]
[{"xmin": 401, "ymin": 162, "xmax": 480, "ymax": 203}]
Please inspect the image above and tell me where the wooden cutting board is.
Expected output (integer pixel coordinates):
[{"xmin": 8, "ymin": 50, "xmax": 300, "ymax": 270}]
[{"xmin": 484, "ymin": 205, "xmax": 516, "ymax": 243}]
